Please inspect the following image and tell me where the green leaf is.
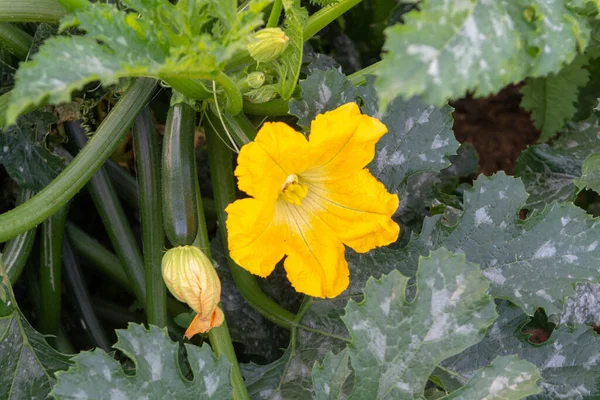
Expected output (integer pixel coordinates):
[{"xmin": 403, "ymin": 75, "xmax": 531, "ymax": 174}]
[
  {"xmin": 442, "ymin": 355, "xmax": 541, "ymax": 400},
  {"xmin": 396, "ymin": 172, "xmax": 600, "ymax": 316},
  {"xmin": 0, "ymin": 110, "xmax": 65, "ymax": 190},
  {"xmin": 51, "ymin": 323, "xmax": 232, "ymax": 399},
  {"xmin": 7, "ymin": 1, "xmax": 267, "ymax": 123},
  {"xmin": 342, "ymin": 249, "xmax": 497, "ymax": 399},
  {"xmin": 0, "ymin": 262, "xmax": 71, "ymax": 400},
  {"xmin": 376, "ymin": 0, "xmax": 591, "ymax": 109},
  {"xmin": 574, "ymin": 152, "xmax": 600, "ymax": 192},
  {"xmin": 515, "ymin": 116, "xmax": 600, "ymax": 209},
  {"xmin": 311, "ymin": 349, "xmax": 352, "ymax": 400},
  {"xmin": 560, "ymin": 283, "xmax": 600, "ymax": 325},
  {"xmin": 520, "ymin": 55, "xmax": 590, "ymax": 142},
  {"xmin": 441, "ymin": 301, "xmax": 600, "ymax": 399}
]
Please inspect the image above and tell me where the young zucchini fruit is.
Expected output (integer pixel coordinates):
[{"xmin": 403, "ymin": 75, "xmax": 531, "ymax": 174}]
[{"xmin": 162, "ymin": 100, "xmax": 199, "ymax": 246}]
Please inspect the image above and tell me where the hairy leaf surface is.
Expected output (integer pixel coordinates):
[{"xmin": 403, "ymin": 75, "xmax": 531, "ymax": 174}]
[{"xmin": 51, "ymin": 324, "xmax": 232, "ymax": 399}]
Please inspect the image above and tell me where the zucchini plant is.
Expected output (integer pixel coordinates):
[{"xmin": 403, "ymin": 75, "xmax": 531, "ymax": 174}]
[{"xmin": 1, "ymin": 0, "xmax": 600, "ymax": 399}]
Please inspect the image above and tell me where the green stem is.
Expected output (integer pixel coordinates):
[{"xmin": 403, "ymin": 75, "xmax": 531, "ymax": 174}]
[
  {"xmin": 105, "ymin": 159, "xmax": 140, "ymax": 210},
  {"xmin": 66, "ymin": 120, "xmax": 146, "ymax": 305},
  {"xmin": 66, "ymin": 223, "xmax": 188, "ymax": 317},
  {"xmin": 54, "ymin": 0, "xmax": 88, "ymax": 13},
  {"xmin": 0, "ymin": 23, "xmax": 32, "ymax": 59},
  {"xmin": 2, "ymin": 188, "xmax": 36, "ymax": 284},
  {"xmin": 243, "ymin": 98, "xmax": 288, "ymax": 116},
  {"xmin": 193, "ymin": 171, "xmax": 249, "ymax": 400},
  {"xmin": 63, "ymin": 238, "xmax": 112, "ymax": 351},
  {"xmin": 215, "ymin": 72, "xmax": 243, "ymax": 115},
  {"xmin": 204, "ymin": 110, "xmax": 296, "ymax": 329},
  {"xmin": 133, "ymin": 107, "xmax": 167, "ymax": 327},
  {"xmin": 304, "ymin": 0, "xmax": 363, "ymax": 40},
  {"xmin": 348, "ymin": 60, "xmax": 382, "ymax": 86},
  {"xmin": 0, "ymin": 78, "xmax": 157, "ymax": 243},
  {"xmin": 39, "ymin": 206, "xmax": 68, "ymax": 337},
  {"xmin": 267, "ymin": 0, "xmax": 283, "ymax": 27},
  {"xmin": 0, "ymin": 0, "xmax": 67, "ymax": 22}
]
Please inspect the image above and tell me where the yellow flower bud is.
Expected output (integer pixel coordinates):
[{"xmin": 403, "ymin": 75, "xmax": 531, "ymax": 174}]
[
  {"xmin": 247, "ymin": 28, "xmax": 290, "ymax": 63},
  {"xmin": 161, "ymin": 246, "xmax": 224, "ymax": 338}
]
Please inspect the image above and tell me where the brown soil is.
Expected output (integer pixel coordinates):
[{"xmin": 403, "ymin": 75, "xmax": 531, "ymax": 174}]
[{"xmin": 452, "ymin": 85, "xmax": 540, "ymax": 175}]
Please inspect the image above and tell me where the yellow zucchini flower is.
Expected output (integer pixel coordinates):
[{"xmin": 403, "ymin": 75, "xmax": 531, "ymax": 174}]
[{"xmin": 226, "ymin": 103, "xmax": 400, "ymax": 298}]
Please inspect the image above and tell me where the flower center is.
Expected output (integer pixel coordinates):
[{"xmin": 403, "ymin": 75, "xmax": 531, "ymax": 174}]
[{"xmin": 280, "ymin": 174, "xmax": 308, "ymax": 205}]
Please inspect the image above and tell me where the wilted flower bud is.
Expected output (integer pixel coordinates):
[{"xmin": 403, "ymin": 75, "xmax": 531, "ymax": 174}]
[
  {"xmin": 161, "ymin": 246, "xmax": 224, "ymax": 338},
  {"xmin": 247, "ymin": 28, "xmax": 289, "ymax": 63},
  {"xmin": 237, "ymin": 71, "xmax": 266, "ymax": 93}
]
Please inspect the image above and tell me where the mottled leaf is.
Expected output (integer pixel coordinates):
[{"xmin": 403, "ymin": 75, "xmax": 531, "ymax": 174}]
[
  {"xmin": 521, "ymin": 55, "xmax": 590, "ymax": 142},
  {"xmin": 343, "ymin": 249, "xmax": 497, "ymax": 399},
  {"xmin": 443, "ymin": 355, "xmax": 541, "ymax": 400},
  {"xmin": 515, "ymin": 116, "xmax": 600, "ymax": 209},
  {"xmin": 574, "ymin": 152, "xmax": 600, "ymax": 192},
  {"xmin": 51, "ymin": 324, "xmax": 232, "ymax": 399},
  {"xmin": 397, "ymin": 172, "xmax": 600, "ymax": 316},
  {"xmin": 312, "ymin": 349, "xmax": 352, "ymax": 400},
  {"xmin": 376, "ymin": 0, "xmax": 591, "ymax": 109},
  {"xmin": 0, "ymin": 110, "xmax": 65, "ymax": 190},
  {"xmin": 442, "ymin": 301, "xmax": 600, "ymax": 399},
  {"xmin": 0, "ymin": 261, "xmax": 71, "ymax": 400},
  {"xmin": 560, "ymin": 283, "xmax": 600, "ymax": 325}
]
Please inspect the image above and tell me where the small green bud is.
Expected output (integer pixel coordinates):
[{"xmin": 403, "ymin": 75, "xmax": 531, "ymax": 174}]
[
  {"xmin": 237, "ymin": 72, "xmax": 266, "ymax": 93},
  {"xmin": 247, "ymin": 28, "xmax": 290, "ymax": 63}
]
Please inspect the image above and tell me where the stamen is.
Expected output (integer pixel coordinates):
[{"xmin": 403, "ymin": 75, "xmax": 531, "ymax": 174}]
[{"xmin": 280, "ymin": 174, "xmax": 308, "ymax": 205}]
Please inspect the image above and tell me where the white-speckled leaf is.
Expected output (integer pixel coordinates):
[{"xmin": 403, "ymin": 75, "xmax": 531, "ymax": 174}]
[
  {"xmin": 376, "ymin": 0, "xmax": 590, "ymax": 109},
  {"xmin": 397, "ymin": 172, "xmax": 600, "ymax": 316},
  {"xmin": 441, "ymin": 301, "xmax": 600, "ymax": 399},
  {"xmin": 443, "ymin": 355, "xmax": 541, "ymax": 400},
  {"xmin": 515, "ymin": 116, "xmax": 600, "ymax": 210},
  {"xmin": 0, "ymin": 266, "xmax": 71, "ymax": 400},
  {"xmin": 342, "ymin": 249, "xmax": 497, "ymax": 399},
  {"xmin": 50, "ymin": 324, "xmax": 232, "ymax": 400},
  {"xmin": 560, "ymin": 283, "xmax": 600, "ymax": 325},
  {"xmin": 312, "ymin": 349, "xmax": 352, "ymax": 400}
]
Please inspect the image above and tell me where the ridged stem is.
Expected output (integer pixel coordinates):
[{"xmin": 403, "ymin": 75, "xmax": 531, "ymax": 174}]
[
  {"xmin": 133, "ymin": 107, "xmax": 167, "ymax": 327},
  {"xmin": 0, "ymin": 78, "xmax": 157, "ymax": 243},
  {"xmin": 0, "ymin": 23, "xmax": 32, "ymax": 59},
  {"xmin": 0, "ymin": 0, "xmax": 67, "ymax": 22},
  {"xmin": 105, "ymin": 159, "xmax": 140, "ymax": 210},
  {"xmin": 39, "ymin": 206, "xmax": 69, "ymax": 337},
  {"xmin": 66, "ymin": 121, "xmax": 146, "ymax": 306},
  {"xmin": 204, "ymin": 110, "xmax": 296, "ymax": 329},
  {"xmin": 2, "ymin": 189, "xmax": 36, "ymax": 284}
]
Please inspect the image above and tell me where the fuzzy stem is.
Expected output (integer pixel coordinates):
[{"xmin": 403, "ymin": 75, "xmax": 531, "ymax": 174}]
[
  {"xmin": 0, "ymin": 78, "xmax": 157, "ymax": 243},
  {"xmin": 133, "ymin": 107, "xmax": 167, "ymax": 327},
  {"xmin": 204, "ymin": 109, "xmax": 296, "ymax": 329},
  {"xmin": 0, "ymin": 0, "xmax": 67, "ymax": 22}
]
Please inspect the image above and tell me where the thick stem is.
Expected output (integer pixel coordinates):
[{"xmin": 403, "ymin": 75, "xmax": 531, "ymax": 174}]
[
  {"xmin": 2, "ymin": 189, "xmax": 36, "ymax": 284},
  {"xmin": 193, "ymin": 172, "xmax": 249, "ymax": 400},
  {"xmin": 304, "ymin": 0, "xmax": 363, "ymax": 40},
  {"xmin": 66, "ymin": 121, "xmax": 146, "ymax": 306},
  {"xmin": 63, "ymin": 238, "xmax": 111, "ymax": 351},
  {"xmin": 39, "ymin": 206, "xmax": 69, "ymax": 337},
  {"xmin": 267, "ymin": 0, "xmax": 283, "ymax": 27},
  {"xmin": 133, "ymin": 107, "xmax": 167, "ymax": 327},
  {"xmin": 0, "ymin": 0, "xmax": 67, "ymax": 22},
  {"xmin": 348, "ymin": 60, "xmax": 382, "ymax": 86},
  {"xmin": 0, "ymin": 23, "xmax": 32, "ymax": 59},
  {"xmin": 243, "ymin": 98, "xmax": 288, "ymax": 116},
  {"xmin": 204, "ymin": 110, "xmax": 296, "ymax": 329},
  {"xmin": 54, "ymin": 0, "xmax": 88, "ymax": 13},
  {"xmin": 0, "ymin": 78, "xmax": 157, "ymax": 243},
  {"xmin": 105, "ymin": 159, "xmax": 140, "ymax": 210}
]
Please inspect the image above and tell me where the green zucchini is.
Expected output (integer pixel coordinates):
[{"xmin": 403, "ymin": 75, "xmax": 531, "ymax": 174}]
[{"xmin": 162, "ymin": 100, "xmax": 199, "ymax": 246}]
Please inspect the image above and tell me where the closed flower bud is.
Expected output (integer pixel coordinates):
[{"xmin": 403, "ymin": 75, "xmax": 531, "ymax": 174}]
[
  {"xmin": 247, "ymin": 28, "xmax": 289, "ymax": 63},
  {"xmin": 237, "ymin": 71, "xmax": 266, "ymax": 93},
  {"xmin": 161, "ymin": 246, "xmax": 224, "ymax": 338}
]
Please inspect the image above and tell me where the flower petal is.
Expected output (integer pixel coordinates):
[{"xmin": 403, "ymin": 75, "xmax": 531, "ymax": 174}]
[
  {"xmin": 303, "ymin": 169, "xmax": 399, "ymax": 253},
  {"xmin": 184, "ymin": 307, "xmax": 224, "ymax": 339},
  {"xmin": 226, "ymin": 198, "xmax": 287, "ymax": 277},
  {"xmin": 305, "ymin": 103, "xmax": 387, "ymax": 177},
  {"xmin": 235, "ymin": 122, "xmax": 311, "ymax": 200},
  {"xmin": 281, "ymin": 203, "xmax": 349, "ymax": 298}
]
